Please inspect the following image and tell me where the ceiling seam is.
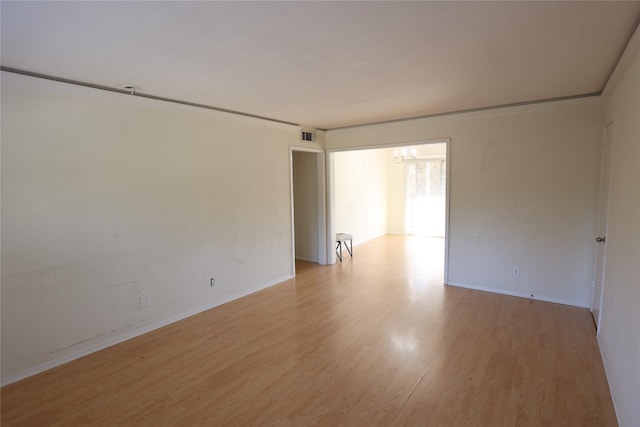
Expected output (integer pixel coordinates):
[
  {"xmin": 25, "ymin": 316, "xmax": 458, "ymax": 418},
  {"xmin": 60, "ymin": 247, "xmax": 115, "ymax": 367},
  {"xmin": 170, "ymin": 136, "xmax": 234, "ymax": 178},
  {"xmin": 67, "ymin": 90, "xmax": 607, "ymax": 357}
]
[
  {"xmin": 0, "ymin": 66, "xmax": 301, "ymax": 128},
  {"xmin": 325, "ymin": 92, "xmax": 603, "ymax": 132},
  {"xmin": 0, "ymin": 66, "xmax": 603, "ymax": 132}
]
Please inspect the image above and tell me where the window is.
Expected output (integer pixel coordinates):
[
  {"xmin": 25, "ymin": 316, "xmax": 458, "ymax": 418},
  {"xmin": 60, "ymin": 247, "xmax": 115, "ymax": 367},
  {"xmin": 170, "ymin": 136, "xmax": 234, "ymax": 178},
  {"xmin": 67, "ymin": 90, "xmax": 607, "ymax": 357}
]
[{"xmin": 406, "ymin": 158, "xmax": 446, "ymax": 236}]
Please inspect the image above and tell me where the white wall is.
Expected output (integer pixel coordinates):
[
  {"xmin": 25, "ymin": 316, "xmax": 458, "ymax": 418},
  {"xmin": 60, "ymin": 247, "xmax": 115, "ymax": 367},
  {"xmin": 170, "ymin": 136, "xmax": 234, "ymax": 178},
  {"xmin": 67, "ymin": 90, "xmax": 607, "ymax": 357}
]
[
  {"xmin": 387, "ymin": 148, "xmax": 406, "ymax": 234},
  {"xmin": 0, "ymin": 72, "xmax": 321, "ymax": 382},
  {"xmin": 292, "ymin": 150, "xmax": 319, "ymax": 262},
  {"xmin": 333, "ymin": 149, "xmax": 389, "ymax": 246},
  {"xmin": 599, "ymin": 27, "xmax": 640, "ymax": 427},
  {"xmin": 327, "ymin": 99, "xmax": 603, "ymax": 307}
]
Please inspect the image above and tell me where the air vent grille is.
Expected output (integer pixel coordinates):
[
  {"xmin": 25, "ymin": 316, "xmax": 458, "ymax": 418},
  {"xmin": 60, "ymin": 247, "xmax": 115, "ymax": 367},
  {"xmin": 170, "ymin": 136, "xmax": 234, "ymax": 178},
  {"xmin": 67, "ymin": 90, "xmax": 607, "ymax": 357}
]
[{"xmin": 301, "ymin": 130, "xmax": 314, "ymax": 142}]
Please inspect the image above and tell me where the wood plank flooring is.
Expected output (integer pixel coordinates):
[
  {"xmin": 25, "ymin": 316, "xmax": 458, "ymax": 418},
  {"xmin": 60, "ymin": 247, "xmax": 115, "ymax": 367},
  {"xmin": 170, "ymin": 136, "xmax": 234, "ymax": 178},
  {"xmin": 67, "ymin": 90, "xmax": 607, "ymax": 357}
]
[{"xmin": 1, "ymin": 235, "xmax": 617, "ymax": 426}]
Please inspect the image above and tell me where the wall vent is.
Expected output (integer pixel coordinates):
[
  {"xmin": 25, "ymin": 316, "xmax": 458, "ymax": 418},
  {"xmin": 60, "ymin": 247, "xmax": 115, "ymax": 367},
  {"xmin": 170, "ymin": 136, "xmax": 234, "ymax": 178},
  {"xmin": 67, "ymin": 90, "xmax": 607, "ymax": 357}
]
[{"xmin": 301, "ymin": 130, "xmax": 314, "ymax": 142}]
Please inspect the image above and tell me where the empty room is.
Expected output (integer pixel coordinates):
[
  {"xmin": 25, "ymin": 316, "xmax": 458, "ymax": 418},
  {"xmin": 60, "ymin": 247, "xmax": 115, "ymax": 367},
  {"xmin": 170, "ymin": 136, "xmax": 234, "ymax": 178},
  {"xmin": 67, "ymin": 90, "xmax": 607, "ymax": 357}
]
[{"xmin": 1, "ymin": 2, "xmax": 639, "ymax": 426}]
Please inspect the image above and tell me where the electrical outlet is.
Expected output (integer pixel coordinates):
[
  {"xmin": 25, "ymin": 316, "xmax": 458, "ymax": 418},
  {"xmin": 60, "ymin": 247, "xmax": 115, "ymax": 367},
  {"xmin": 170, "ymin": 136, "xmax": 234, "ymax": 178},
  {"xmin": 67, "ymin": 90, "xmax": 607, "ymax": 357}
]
[
  {"xmin": 513, "ymin": 267, "xmax": 520, "ymax": 278},
  {"xmin": 210, "ymin": 277, "xmax": 215, "ymax": 287}
]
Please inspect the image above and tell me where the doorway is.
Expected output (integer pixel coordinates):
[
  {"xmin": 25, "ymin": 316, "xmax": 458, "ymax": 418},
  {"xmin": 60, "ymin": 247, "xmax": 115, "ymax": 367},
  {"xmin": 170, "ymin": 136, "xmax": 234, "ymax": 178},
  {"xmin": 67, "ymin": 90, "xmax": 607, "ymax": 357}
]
[
  {"xmin": 327, "ymin": 139, "xmax": 450, "ymax": 283},
  {"xmin": 290, "ymin": 147, "xmax": 327, "ymax": 274}
]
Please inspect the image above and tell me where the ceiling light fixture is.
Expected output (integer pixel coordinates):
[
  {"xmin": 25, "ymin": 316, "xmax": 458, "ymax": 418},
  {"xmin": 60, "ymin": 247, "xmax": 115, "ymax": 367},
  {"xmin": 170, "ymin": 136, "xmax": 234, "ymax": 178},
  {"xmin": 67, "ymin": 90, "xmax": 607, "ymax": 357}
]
[{"xmin": 393, "ymin": 148, "xmax": 417, "ymax": 164}]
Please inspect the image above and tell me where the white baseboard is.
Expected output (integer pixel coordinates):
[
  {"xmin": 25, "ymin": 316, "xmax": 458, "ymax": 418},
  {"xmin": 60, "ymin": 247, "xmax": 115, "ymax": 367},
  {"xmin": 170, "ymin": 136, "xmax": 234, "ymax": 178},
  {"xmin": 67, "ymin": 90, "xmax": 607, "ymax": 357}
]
[
  {"xmin": 597, "ymin": 335, "xmax": 622, "ymax": 426},
  {"xmin": 387, "ymin": 232, "xmax": 444, "ymax": 238},
  {"xmin": 1, "ymin": 274, "xmax": 293, "ymax": 386},
  {"xmin": 352, "ymin": 232, "xmax": 388, "ymax": 247},
  {"xmin": 446, "ymin": 281, "xmax": 589, "ymax": 308}
]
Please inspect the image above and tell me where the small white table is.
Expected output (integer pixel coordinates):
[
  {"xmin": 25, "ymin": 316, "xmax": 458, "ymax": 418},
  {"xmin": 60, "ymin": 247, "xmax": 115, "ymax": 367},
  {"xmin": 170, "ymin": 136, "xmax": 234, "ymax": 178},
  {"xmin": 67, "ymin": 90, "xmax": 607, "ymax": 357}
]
[{"xmin": 336, "ymin": 233, "xmax": 353, "ymax": 262}]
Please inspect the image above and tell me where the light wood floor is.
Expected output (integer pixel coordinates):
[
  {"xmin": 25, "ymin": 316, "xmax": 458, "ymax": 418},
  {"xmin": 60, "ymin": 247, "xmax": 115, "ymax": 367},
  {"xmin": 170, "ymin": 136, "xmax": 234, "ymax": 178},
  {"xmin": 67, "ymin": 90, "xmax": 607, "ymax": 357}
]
[{"xmin": 1, "ymin": 235, "xmax": 617, "ymax": 426}]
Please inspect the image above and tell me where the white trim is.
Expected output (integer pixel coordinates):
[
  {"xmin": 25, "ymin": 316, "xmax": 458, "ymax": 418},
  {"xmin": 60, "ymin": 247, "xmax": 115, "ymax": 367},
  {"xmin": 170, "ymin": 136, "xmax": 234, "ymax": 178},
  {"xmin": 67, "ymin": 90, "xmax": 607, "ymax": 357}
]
[
  {"xmin": 591, "ymin": 121, "xmax": 614, "ymax": 333},
  {"xmin": 326, "ymin": 151, "xmax": 337, "ymax": 264},
  {"xmin": 328, "ymin": 95, "xmax": 601, "ymax": 132},
  {"xmin": 446, "ymin": 281, "xmax": 589, "ymax": 309},
  {"xmin": 1, "ymin": 274, "xmax": 293, "ymax": 386},
  {"xmin": 349, "ymin": 232, "xmax": 387, "ymax": 248},
  {"xmin": 416, "ymin": 95, "xmax": 602, "ymax": 123},
  {"xmin": 602, "ymin": 23, "xmax": 640, "ymax": 99},
  {"xmin": 316, "ymin": 153, "xmax": 328, "ymax": 265},
  {"xmin": 327, "ymin": 138, "xmax": 449, "ymax": 153},
  {"xmin": 289, "ymin": 148, "xmax": 297, "ymax": 275},
  {"xmin": 289, "ymin": 145, "xmax": 325, "ymax": 154},
  {"xmin": 597, "ymin": 336, "xmax": 622, "ymax": 426},
  {"xmin": 0, "ymin": 70, "xmax": 300, "ymax": 131},
  {"xmin": 294, "ymin": 256, "xmax": 319, "ymax": 263},
  {"xmin": 444, "ymin": 140, "xmax": 451, "ymax": 284}
]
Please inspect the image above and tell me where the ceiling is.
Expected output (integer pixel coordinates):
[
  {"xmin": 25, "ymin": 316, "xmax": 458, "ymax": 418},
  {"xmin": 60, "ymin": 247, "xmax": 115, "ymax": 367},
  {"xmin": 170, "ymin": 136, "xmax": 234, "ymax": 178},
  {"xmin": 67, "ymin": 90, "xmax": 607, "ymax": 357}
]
[{"xmin": 2, "ymin": 1, "xmax": 639, "ymax": 130}]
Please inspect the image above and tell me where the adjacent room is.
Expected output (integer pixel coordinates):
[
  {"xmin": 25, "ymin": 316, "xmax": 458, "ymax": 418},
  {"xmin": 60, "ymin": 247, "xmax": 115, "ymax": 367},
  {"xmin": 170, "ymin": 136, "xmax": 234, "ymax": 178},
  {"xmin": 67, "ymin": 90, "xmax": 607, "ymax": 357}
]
[
  {"xmin": 1, "ymin": 2, "xmax": 639, "ymax": 426},
  {"xmin": 331, "ymin": 143, "xmax": 448, "ymax": 276}
]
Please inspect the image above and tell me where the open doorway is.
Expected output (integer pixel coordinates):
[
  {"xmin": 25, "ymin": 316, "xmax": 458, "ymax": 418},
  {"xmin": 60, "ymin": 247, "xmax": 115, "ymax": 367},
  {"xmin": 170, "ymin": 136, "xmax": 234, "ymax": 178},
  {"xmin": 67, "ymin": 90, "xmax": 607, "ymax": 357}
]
[
  {"xmin": 327, "ymin": 140, "xmax": 450, "ymax": 282},
  {"xmin": 290, "ymin": 147, "xmax": 327, "ymax": 274}
]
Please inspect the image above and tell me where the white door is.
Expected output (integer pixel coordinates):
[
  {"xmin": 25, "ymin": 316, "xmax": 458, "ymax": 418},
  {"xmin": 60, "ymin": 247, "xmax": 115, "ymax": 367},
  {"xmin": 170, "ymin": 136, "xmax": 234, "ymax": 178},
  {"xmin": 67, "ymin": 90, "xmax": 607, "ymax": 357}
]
[{"xmin": 591, "ymin": 122, "xmax": 613, "ymax": 330}]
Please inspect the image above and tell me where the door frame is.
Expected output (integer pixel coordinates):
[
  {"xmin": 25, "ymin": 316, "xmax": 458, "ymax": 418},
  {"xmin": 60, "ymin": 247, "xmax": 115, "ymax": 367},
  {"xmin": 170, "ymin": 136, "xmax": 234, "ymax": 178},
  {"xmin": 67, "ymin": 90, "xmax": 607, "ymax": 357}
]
[
  {"xmin": 289, "ymin": 146, "xmax": 327, "ymax": 276},
  {"xmin": 326, "ymin": 138, "xmax": 451, "ymax": 284},
  {"xmin": 591, "ymin": 121, "xmax": 613, "ymax": 332}
]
